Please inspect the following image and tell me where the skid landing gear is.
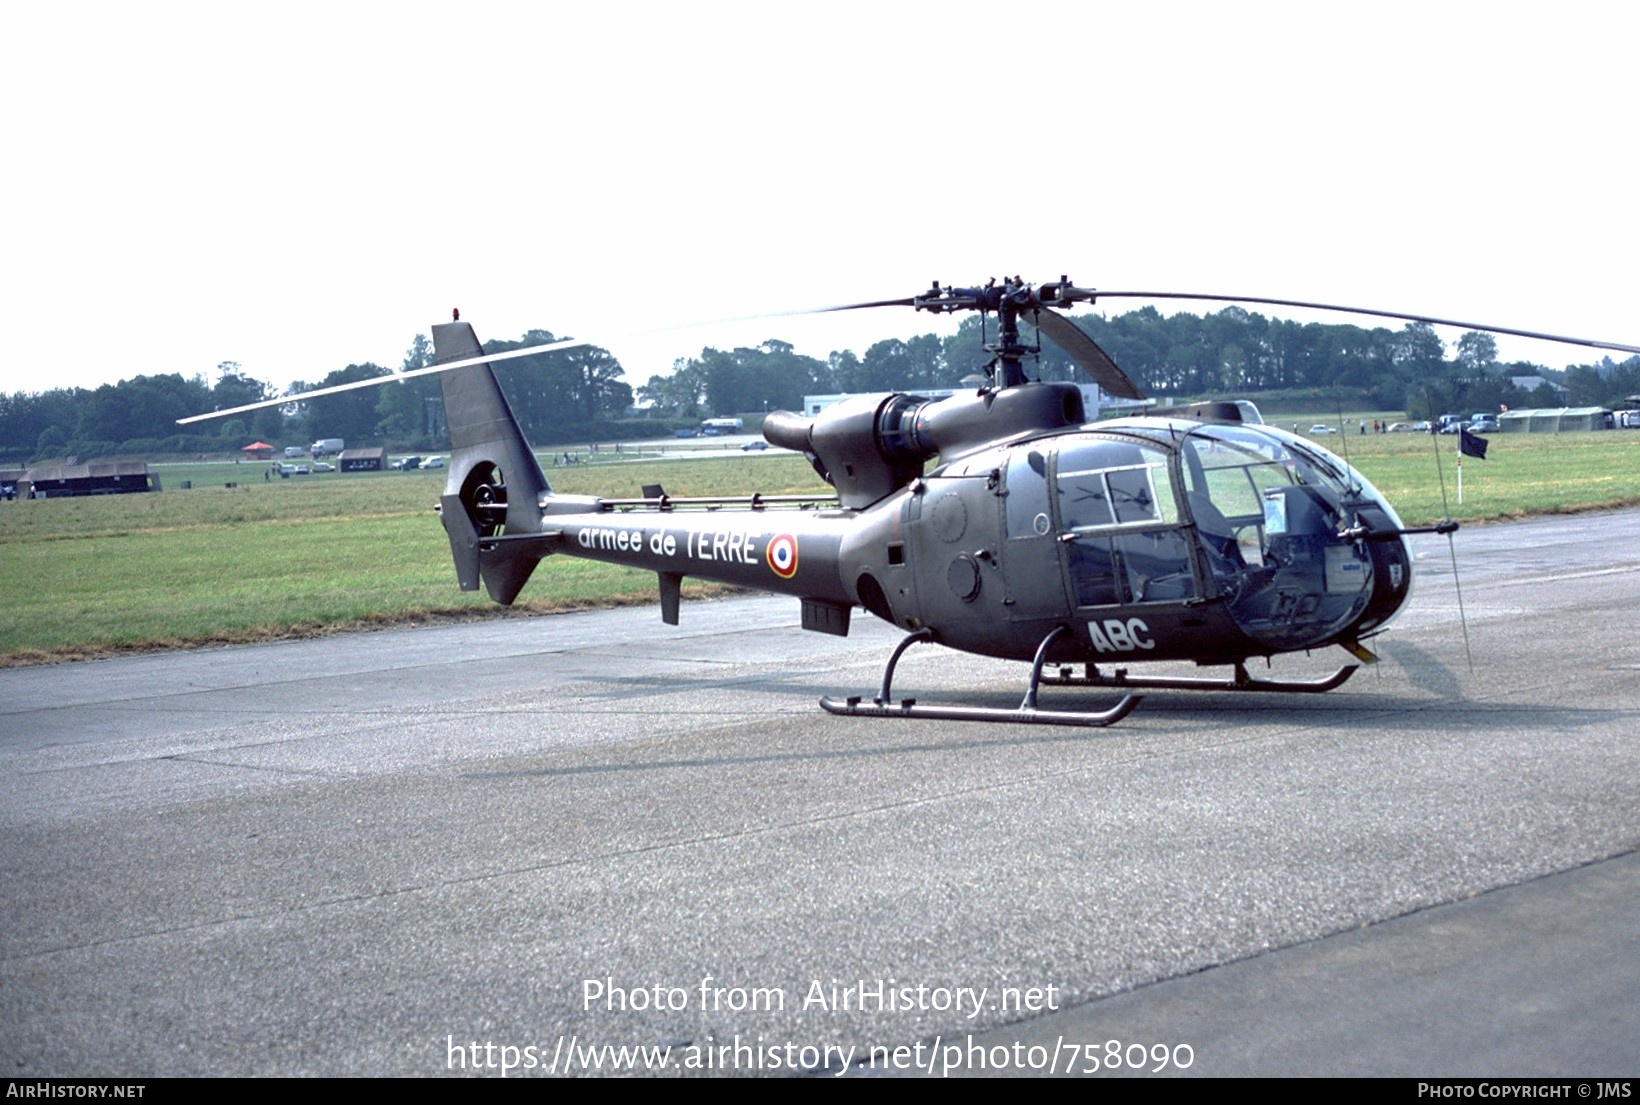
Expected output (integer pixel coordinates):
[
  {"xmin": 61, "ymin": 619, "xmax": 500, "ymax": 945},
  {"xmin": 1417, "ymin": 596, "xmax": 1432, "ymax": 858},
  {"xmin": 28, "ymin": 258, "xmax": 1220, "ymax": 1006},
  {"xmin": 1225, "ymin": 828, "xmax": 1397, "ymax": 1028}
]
[
  {"xmin": 1040, "ymin": 660, "xmax": 1359, "ymax": 694},
  {"xmin": 820, "ymin": 627, "xmax": 1143, "ymax": 728}
]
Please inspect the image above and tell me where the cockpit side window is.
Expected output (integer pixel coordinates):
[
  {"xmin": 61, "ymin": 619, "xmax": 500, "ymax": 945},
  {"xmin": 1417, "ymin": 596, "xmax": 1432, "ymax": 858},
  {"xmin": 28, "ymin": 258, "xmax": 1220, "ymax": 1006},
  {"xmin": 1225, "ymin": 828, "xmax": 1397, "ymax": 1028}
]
[
  {"xmin": 1055, "ymin": 439, "xmax": 1178, "ymax": 531},
  {"xmin": 1053, "ymin": 437, "xmax": 1192, "ymax": 606}
]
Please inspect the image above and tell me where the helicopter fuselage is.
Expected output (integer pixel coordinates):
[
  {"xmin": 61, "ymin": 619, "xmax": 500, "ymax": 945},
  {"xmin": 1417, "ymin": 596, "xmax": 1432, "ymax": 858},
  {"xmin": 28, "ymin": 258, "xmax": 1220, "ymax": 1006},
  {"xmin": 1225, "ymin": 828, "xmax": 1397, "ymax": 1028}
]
[
  {"xmin": 448, "ymin": 414, "xmax": 1412, "ymax": 672},
  {"xmin": 177, "ymin": 281, "xmax": 1639, "ymax": 726},
  {"xmin": 432, "ymin": 320, "xmax": 1415, "ymax": 721}
]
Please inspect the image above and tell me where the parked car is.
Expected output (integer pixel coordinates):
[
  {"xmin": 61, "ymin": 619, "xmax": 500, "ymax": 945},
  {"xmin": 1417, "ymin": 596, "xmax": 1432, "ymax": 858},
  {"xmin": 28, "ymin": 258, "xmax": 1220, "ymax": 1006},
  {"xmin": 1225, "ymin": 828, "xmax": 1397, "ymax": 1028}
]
[
  {"xmin": 674, "ymin": 428, "xmax": 697, "ymax": 438},
  {"xmin": 1470, "ymin": 417, "xmax": 1499, "ymax": 433},
  {"xmin": 421, "ymin": 456, "xmax": 445, "ymax": 468},
  {"xmin": 1385, "ymin": 422, "xmax": 1409, "ymax": 433},
  {"xmin": 740, "ymin": 440, "xmax": 768, "ymax": 451},
  {"xmin": 391, "ymin": 456, "xmax": 422, "ymax": 470},
  {"xmin": 312, "ymin": 461, "xmax": 336, "ymax": 472},
  {"xmin": 1309, "ymin": 424, "xmax": 1338, "ymax": 435}
]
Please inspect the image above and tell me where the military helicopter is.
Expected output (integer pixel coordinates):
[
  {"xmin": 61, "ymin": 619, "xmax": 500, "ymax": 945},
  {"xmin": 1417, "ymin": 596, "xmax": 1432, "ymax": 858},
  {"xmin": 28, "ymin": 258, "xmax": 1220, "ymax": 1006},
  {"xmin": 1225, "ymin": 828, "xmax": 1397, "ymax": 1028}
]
[{"xmin": 184, "ymin": 279, "xmax": 1640, "ymax": 727}]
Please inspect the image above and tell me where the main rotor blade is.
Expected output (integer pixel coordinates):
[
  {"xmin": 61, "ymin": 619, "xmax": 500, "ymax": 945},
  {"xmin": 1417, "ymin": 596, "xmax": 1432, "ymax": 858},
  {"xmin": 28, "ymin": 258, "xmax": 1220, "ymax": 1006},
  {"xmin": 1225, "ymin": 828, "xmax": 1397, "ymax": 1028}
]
[
  {"xmin": 809, "ymin": 296, "xmax": 919, "ymax": 313},
  {"xmin": 176, "ymin": 295, "xmax": 919, "ymax": 426},
  {"xmin": 675, "ymin": 296, "xmax": 918, "ymax": 329},
  {"xmin": 1090, "ymin": 291, "xmax": 1640, "ymax": 357},
  {"xmin": 1030, "ymin": 308, "xmax": 1146, "ymax": 399},
  {"xmin": 176, "ymin": 336, "xmax": 592, "ymax": 424}
]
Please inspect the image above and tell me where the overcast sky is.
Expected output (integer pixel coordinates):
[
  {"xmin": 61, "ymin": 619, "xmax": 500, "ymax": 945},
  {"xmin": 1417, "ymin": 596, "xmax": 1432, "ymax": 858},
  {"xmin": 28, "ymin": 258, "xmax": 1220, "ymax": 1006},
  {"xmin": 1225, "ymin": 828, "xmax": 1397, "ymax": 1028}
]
[{"xmin": 4, "ymin": 2, "xmax": 1635, "ymax": 403}]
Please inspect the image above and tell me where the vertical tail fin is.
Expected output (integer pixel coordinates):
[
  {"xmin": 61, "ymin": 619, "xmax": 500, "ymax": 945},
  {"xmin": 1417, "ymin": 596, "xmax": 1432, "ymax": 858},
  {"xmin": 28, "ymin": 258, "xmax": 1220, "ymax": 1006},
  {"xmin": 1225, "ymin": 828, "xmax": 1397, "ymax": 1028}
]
[{"xmin": 432, "ymin": 321, "xmax": 553, "ymax": 605}]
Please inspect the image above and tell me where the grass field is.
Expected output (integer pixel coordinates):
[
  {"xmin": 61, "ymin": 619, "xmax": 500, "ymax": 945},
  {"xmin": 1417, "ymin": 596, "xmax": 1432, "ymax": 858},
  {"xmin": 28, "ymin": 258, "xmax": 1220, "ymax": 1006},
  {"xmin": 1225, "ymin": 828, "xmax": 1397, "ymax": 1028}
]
[
  {"xmin": 0, "ymin": 453, "xmax": 829, "ymax": 663},
  {"xmin": 4, "ymin": 432, "xmax": 1638, "ymax": 665},
  {"xmin": 1303, "ymin": 425, "xmax": 1640, "ymax": 524}
]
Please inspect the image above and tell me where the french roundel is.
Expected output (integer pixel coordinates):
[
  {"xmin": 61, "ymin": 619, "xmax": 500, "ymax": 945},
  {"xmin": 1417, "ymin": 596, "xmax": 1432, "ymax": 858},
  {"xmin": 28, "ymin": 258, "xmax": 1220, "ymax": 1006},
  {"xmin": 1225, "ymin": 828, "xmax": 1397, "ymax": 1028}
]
[{"xmin": 766, "ymin": 533, "xmax": 799, "ymax": 579}]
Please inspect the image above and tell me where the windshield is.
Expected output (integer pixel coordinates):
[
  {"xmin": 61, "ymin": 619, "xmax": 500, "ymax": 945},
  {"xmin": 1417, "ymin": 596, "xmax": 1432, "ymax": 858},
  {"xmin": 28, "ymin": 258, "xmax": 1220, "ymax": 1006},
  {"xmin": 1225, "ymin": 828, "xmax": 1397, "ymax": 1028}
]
[{"xmin": 1178, "ymin": 422, "xmax": 1403, "ymax": 651}]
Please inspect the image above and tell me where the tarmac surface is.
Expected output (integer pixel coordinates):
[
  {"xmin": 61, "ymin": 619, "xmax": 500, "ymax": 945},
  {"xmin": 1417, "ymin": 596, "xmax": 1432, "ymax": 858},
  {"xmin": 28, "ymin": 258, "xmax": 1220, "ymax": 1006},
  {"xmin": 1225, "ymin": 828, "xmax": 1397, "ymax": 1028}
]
[{"xmin": 1, "ymin": 510, "xmax": 1636, "ymax": 1077}]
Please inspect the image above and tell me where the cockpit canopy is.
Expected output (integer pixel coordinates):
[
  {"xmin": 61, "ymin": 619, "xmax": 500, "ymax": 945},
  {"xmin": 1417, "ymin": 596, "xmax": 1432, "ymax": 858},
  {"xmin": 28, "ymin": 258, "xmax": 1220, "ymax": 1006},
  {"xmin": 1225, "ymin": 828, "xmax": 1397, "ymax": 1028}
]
[{"xmin": 948, "ymin": 419, "xmax": 1409, "ymax": 654}]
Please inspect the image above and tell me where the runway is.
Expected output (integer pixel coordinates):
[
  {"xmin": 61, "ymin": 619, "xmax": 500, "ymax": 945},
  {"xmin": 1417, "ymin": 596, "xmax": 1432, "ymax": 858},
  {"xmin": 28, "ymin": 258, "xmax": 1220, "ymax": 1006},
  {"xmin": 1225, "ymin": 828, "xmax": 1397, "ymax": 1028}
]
[{"xmin": 1, "ymin": 510, "xmax": 1636, "ymax": 1077}]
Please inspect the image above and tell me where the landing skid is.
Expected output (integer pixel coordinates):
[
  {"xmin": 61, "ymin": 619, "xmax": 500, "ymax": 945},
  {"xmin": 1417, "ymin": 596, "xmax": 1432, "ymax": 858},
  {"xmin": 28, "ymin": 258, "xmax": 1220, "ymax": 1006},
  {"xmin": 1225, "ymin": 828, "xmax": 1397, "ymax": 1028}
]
[
  {"xmin": 820, "ymin": 627, "xmax": 1143, "ymax": 729},
  {"xmin": 1040, "ymin": 660, "xmax": 1359, "ymax": 694}
]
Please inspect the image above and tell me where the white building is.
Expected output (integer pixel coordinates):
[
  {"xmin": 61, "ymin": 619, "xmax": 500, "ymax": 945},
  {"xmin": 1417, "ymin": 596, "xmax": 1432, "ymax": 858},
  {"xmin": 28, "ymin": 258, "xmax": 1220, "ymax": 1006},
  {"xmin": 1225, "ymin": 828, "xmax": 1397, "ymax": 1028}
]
[{"xmin": 1511, "ymin": 375, "xmax": 1569, "ymax": 398}]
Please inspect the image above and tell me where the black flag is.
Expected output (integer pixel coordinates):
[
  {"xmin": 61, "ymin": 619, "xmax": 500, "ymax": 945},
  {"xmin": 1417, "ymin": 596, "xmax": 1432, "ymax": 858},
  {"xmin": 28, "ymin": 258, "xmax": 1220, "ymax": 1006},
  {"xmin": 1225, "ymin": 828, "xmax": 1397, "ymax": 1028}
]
[{"xmin": 1459, "ymin": 427, "xmax": 1489, "ymax": 460}]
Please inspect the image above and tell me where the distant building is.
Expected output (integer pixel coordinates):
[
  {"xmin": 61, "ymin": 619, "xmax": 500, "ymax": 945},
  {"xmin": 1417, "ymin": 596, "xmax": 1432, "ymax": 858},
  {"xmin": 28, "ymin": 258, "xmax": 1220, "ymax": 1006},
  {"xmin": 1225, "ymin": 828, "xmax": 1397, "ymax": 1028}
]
[
  {"xmin": 16, "ymin": 462, "xmax": 162, "ymax": 498},
  {"xmin": 1498, "ymin": 407, "xmax": 1613, "ymax": 433},
  {"xmin": 338, "ymin": 446, "xmax": 385, "ymax": 472},
  {"xmin": 1510, "ymin": 376, "xmax": 1569, "ymax": 398}
]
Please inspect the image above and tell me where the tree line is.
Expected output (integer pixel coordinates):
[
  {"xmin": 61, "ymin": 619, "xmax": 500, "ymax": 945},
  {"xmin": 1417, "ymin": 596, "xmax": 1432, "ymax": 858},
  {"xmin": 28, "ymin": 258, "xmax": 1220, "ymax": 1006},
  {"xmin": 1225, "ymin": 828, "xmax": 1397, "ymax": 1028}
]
[
  {"xmin": 0, "ymin": 331, "xmax": 636, "ymax": 464},
  {"xmin": 639, "ymin": 307, "xmax": 1639, "ymax": 421},
  {"xmin": 4, "ymin": 308, "xmax": 1636, "ymax": 464}
]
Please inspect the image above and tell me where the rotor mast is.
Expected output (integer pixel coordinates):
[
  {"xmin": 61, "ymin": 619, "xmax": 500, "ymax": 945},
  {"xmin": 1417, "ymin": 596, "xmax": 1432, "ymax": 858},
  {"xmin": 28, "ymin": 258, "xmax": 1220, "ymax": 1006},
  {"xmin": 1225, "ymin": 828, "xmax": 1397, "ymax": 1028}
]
[
  {"xmin": 993, "ymin": 280, "xmax": 1033, "ymax": 387},
  {"xmin": 914, "ymin": 275, "xmax": 1096, "ymax": 388}
]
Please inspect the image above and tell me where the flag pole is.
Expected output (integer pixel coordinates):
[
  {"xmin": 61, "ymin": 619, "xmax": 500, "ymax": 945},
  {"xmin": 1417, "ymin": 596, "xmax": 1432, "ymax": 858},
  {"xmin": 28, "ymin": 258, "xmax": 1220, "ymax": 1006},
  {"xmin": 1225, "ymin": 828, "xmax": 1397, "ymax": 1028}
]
[{"xmin": 1456, "ymin": 432, "xmax": 1464, "ymax": 504}]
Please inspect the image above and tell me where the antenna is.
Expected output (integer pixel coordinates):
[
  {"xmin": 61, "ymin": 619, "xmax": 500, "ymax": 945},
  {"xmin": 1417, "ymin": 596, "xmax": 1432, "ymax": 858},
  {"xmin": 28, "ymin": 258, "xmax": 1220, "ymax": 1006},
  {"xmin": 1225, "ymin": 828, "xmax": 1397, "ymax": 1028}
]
[
  {"xmin": 1332, "ymin": 397, "xmax": 1363, "ymax": 498},
  {"xmin": 1424, "ymin": 390, "xmax": 1474, "ymax": 672}
]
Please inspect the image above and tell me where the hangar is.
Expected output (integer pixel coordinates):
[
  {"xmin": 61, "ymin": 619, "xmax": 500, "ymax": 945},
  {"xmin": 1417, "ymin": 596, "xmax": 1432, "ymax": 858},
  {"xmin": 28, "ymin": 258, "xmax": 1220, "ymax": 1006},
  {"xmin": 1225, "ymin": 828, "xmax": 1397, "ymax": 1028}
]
[
  {"xmin": 14, "ymin": 462, "xmax": 162, "ymax": 498},
  {"xmin": 339, "ymin": 446, "xmax": 385, "ymax": 472},
  {"xmin": 1497, "ymin": 407, "xmax": 1614, "ymax": 433}
]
